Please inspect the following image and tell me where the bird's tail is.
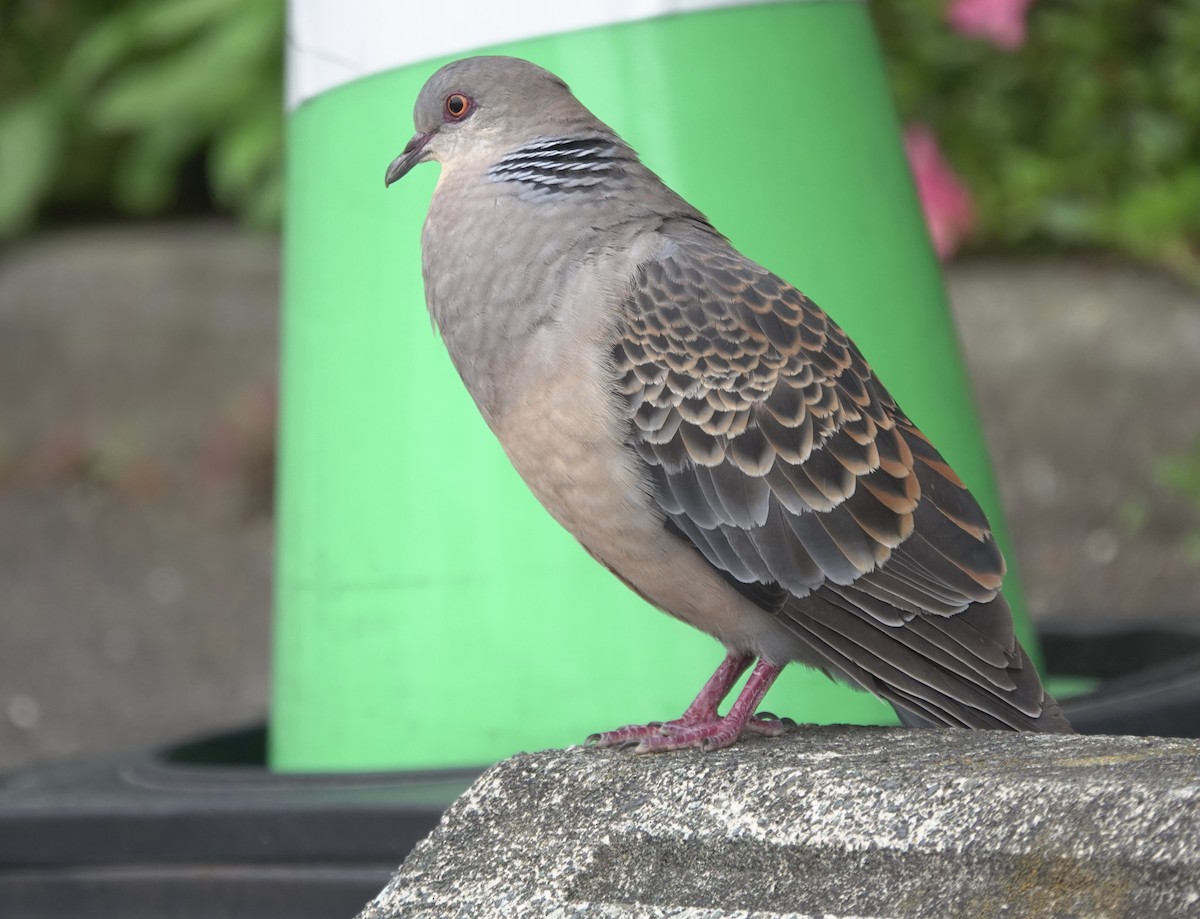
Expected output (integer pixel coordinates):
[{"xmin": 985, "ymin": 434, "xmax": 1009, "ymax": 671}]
[
  {"xmin": 887, "ymin": 601, "xmax": 1074, "ymax": 734},
  {"xmin": 890, "ymin": 643, "xmax": 1072, "ymax": 734},
  {"xmin": 785, "ymin": 591, "xmax": 1074, "ymax": 733}
]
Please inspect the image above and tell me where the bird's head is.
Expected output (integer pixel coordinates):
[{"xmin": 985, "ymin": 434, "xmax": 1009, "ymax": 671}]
[{"xmin": 384, "ymin": 56, "xmax": 602, "ymax": 187}]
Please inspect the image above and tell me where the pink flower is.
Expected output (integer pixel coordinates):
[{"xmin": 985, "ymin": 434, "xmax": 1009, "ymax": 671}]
[
  {"xmin": 903, "ymin": 124, "xmax": 976, "ymax": 260},
  {"xmin": 947, "ymin": 0, "xmax": 1035, "ymax": 50}
]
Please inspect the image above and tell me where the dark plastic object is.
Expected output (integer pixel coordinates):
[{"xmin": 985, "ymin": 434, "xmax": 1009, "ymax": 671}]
[
  {"xmin": 0, "ymin": 728, "xmax": 480, "ymax": 919},
  {"xmin": 1046, "ymin": 617, "xmax": 1200, "ymax": 738},
  {"xmin": 2, "ymin": 620, "xmax": 1197, "ymax": 918}
]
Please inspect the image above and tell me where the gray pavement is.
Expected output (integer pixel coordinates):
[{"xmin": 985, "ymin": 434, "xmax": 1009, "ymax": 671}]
[
  {"xmin": 952, "ymin": 259, "xmax": 1200, "ymax": 618},
  {"xmin": 0, "ymin": 225, "xmax": 277, "ymax": 771},
  {"xmin": 0, "ymin": 224, "xmax": 1197, "ymax": 772}
]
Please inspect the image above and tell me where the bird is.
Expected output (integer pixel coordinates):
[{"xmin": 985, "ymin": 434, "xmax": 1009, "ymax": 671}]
[{"xmin": 384, "ymin": 55, "xmax": 1072, "ymax": 750}]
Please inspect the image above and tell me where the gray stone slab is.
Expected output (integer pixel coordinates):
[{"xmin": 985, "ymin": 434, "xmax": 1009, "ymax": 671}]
[{"xmin": 359, "ymin": 726, "xmax": 1200, "ymax": 918}]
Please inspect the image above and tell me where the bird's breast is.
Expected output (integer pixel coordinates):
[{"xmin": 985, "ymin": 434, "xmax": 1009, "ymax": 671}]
[
  {"xmin": 419, "ymin": 176, "xmax": 790, "ymax": 653},
  {"xmin": 422, "ymin": 183, "xmax": 589, "ymax": 419}
]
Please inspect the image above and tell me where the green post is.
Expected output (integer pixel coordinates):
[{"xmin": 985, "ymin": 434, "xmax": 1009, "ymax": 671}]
[{"xmin": 273, "ymin": 0, "xmax": 1036, "ymax": 771}]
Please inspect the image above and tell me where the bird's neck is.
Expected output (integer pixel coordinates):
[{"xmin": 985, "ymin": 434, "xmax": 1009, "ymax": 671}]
[
  {"xmin": 484, "ymin": 133, "xmax": 640, "ymax": 197},
  {"xmin": 420, "ymin": 132, "xmax": 706, "ymax": 424}
]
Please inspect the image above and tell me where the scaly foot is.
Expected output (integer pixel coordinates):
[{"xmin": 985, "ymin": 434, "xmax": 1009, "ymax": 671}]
[
  {"xmin": 585, "ymin": 656, "xmax": 787, "ymax": 753},
  {"xmin": 587, "ymin": 709, "xmax": 795, "ymax": 752}
]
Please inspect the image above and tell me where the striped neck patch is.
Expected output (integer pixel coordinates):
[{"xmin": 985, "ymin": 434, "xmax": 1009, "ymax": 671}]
[{"xmin": 488, "ymin": 135, "xmax": 633, "ymax": 195}]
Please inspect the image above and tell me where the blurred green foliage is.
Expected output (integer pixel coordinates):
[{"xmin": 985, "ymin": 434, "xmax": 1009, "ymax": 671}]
[
  {"xmin": 0, "ymin": 0, "xmax": 283, "ymax": 234},
  {"xmin": 875, "ymin": 0, "xmax": 1200, "ymax": 278},
  {"xmin": 0, "ymin": 0, "xmax": 1198, "ymax": 278},
  {"xmin": 1159, "ymin": 442, "xmax": 1200, "ymax": 506},
  {"xmin": 1158, "ymin": 441, "xmax": 1200, "ymax": 561}
]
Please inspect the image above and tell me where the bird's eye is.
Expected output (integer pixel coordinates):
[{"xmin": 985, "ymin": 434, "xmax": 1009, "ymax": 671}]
[{"xmin": 444, "ymin": 93, "xmax": 471, "ymax": 120}]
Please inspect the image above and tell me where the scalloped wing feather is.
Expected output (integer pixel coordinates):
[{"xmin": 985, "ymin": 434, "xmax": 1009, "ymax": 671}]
[{"xmin": 613, "ymin": 234, "xmax": 1067, "ymax": 731}]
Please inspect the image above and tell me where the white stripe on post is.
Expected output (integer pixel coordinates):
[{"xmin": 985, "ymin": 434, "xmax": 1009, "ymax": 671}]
[{"xmin": 285, "ymin": 0, "xmax": 803, "ymax": 108}]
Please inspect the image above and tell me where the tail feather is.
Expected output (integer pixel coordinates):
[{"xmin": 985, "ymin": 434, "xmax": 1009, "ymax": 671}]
[{"xmin": 785, "ymin": 592, "xmax": 1074, "ymax": 733}]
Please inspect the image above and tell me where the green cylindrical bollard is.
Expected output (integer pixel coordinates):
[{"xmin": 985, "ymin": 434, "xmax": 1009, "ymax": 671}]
[{"xmin": 274, "ymin": 0, "xmax": 1038, "ymax": 771}]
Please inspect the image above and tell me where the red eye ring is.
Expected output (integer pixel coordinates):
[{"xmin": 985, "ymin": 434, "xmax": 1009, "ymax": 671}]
[{"xmin": 444, "ymin": 93, "xmax": 471, "ymax": 120}]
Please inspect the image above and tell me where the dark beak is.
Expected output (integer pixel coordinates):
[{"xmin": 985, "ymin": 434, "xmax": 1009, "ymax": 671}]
[{"xmin": 385, "ymin": 131, "xmax": 434, "ymax": 187}]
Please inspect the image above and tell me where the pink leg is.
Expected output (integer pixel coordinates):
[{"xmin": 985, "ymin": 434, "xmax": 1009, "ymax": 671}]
[
  {"xmin": 587, "ymin": 655, "xmax": 790, "ymax": 753},
  {"xmin": 587, "ymin": 652, "xmax": 752, "ymax": 747}
]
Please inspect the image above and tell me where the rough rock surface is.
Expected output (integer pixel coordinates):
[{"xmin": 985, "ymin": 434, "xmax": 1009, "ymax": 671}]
[{"xmin": 360, "ymin": 726, "xmax": 1200, "ymax": 918}]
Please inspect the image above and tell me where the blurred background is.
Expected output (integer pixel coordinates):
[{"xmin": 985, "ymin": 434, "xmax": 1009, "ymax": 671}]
[{"xmin": 1, "ymin": 0, "xmax": 1198, "ymax": 772}]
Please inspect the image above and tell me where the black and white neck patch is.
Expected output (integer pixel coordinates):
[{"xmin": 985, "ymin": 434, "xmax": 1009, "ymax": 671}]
[{"xmin": 488, "ymin": 135, "xmax": 632, "ymax": 196}]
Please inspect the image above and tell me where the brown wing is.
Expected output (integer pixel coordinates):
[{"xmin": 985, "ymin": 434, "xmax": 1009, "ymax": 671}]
[{"xmin": 614, "ymin": 233, "xmax": 1067, "ymax": 731}]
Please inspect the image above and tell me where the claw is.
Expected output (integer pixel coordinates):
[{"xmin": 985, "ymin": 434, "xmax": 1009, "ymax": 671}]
[{"xmin": 585, "ymin": 655, "xmax": 787, "ymax": 753}]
